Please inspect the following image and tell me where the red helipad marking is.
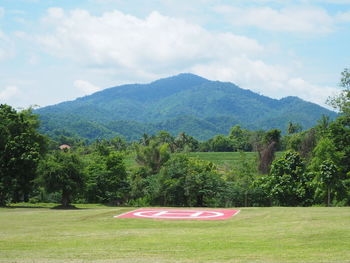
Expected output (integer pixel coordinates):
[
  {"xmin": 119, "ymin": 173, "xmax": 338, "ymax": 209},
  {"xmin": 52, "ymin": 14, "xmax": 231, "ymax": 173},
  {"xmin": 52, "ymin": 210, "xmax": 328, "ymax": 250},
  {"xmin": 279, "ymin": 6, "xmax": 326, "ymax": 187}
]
[{"xmin": 114, "ymin": 208, "xmax": 240, "ymax": 220}]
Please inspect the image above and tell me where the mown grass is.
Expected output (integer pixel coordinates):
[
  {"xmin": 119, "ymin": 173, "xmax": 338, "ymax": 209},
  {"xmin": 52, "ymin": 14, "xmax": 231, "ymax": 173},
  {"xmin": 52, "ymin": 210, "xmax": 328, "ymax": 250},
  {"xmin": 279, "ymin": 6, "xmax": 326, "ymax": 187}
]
[{"xmin": 1, "ymin": 205, "xmax": 349, "ymax": 262}]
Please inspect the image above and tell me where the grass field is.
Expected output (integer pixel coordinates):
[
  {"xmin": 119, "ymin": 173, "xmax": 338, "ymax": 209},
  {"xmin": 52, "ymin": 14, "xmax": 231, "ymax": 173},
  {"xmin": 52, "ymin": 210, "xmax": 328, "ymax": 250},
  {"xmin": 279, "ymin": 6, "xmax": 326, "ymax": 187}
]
[
  {"xmin": 186, "ymin": 152, "xmax": 258, "ymax": 172},
  {"xmin": 1, "ymin": 204, "xmax": 350, "ymax": 263}
]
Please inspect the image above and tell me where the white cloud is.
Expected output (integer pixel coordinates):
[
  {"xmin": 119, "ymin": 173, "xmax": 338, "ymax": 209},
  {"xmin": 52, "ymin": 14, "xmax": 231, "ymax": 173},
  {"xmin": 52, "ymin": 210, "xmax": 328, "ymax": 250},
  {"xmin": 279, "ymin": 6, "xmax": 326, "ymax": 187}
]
[
  {"xmin": 38, "ymin": 9, "xmax": 263, "ymax": 71},
  {"xmin": 36, "ymin": 8, "xmax": 338, "ymax": 107},
  {"xmin": 0, "ymin": 86, "xmax": 21, "ymax": 101},
  {"xmin": 74, "ymin": 80, "xmax": 102, "ymax": 95},
  {"xmin": 190, "ymin": 57, "xmax": 339, "ymax": 106},
  {"xmin": 336, "ymin": 10, "xmax": 350, "ymax": 22},
  {"xmin": 215, "ymin": 5, "xmax": 334, "ymax": 33}
]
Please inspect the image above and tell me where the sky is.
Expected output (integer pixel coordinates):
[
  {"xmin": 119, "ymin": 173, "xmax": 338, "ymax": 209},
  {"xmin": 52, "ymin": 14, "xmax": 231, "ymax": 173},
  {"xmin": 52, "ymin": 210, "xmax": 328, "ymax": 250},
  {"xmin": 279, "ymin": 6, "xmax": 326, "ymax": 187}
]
[{"xmin": 0, "ymin": 0, "xmax": 350, "ymax": 109}]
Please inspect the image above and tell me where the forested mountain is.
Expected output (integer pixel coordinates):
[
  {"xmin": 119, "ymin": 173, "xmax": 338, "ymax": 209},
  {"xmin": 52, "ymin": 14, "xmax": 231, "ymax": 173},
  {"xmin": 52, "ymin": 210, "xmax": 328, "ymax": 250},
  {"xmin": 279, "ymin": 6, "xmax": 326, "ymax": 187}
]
[{"xmin": 36, "ymin": 73, "xmax": 337, "ymax": 141}]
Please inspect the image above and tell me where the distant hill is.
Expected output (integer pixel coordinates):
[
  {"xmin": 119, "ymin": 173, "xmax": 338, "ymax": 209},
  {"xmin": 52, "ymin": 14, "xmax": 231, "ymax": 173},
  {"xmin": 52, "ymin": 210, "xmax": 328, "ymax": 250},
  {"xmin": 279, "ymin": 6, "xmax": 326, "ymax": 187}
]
[{"xmin": 36, "ymin": 73, "xmax": 337, "ymax": 141}]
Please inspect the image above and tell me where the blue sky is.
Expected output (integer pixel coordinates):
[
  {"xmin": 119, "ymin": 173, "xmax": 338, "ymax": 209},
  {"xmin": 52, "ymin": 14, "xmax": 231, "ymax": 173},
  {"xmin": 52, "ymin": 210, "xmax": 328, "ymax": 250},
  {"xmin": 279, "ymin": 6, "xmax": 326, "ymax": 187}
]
[{"xmin": 0, "ymin": 0, "xmax": 350, "ymax": 108}]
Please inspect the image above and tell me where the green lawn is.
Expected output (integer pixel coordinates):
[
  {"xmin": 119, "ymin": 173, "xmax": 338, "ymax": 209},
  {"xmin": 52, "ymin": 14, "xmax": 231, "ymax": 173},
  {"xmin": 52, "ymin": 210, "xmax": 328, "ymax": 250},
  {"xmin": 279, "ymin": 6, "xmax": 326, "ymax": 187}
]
[{"xmin": 1, "ymin": 205, "xmax": 349, "ymax": 262}]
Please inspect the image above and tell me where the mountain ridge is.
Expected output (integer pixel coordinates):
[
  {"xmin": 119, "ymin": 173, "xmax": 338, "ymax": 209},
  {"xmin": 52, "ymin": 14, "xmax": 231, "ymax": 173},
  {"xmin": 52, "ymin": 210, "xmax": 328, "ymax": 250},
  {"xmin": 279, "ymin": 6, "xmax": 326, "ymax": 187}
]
[{"xmin": 36, "ymin": 73, "xmax": 337, "ymax": 141}]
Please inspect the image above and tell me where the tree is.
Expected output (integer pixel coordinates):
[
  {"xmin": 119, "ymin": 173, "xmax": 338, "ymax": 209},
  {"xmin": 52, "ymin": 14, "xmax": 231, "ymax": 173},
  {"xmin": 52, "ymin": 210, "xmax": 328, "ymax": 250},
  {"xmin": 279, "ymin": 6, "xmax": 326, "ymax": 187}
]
[
  {"xmin": 258, "ymin": 151, "xmax": 312, "ymax": 206},
  {"xmin": 0, "ymin": 105, "xmax": 46, "ymax": 206},
  {"xmin": 327, "ymin": 68, "xmax": 350, "ymax": 114},
  {"xmin": 298, "ymin": 129, "xmax": 317, "ymax": 159},
  {"xmin": 174, "ymin": 132, "xmax": 199, "ymax": 152},
  {"xmin": 158, "ymin": 155, "xmax": 226, "ymax": 206},
  {"xmin": 316, "ymin": 115, "xmax": 330, "ymax": 136},
  {"xmin": 208, "ymin": 134, "xmax": 235, "ymax": 152},
  {"xmin": 140, "ymin": 133, "xmax": 151, "ymax": 146},
  {"xmin": 310, "ymin": 137, "xmax": 343, "ymax": 171},
  {"xmin": 229, "ymin": 125, "xmax": 252, "ymax": 151},
  {"xmin": 257, "ymin": 129, "xmax": 281, "ymax": 174},
  {"xmin": 156, "ymin": 131, "xmax": 175, "ymax": 152},
  {"xmin": 287, "ymin": 122, "xmax": 302, "ymax": 135},
  {"xmin": 38, "ymin": 150, "xmax": 84, "ymax": 207},
  {"xmin": 235, "ymin": 152, "xmax": 256, "ymax": 206},
  {"xmin": 103, "ymin": 152, "xmax": 129, "ymax": 204},
  {"xmin": 285, "ymin": 129, "xmax": 317, "ymax": 159},
  {"xmin": 135, "ymin": 140, "xmax": 170, "ymax": 174},
  {"xmin": 328, "ymin": 117, "xmax": 350, "ymax": 172},
  {"xmin": 264, "ymin": 129, "xmax": 281, "ymax": 147},
  {"xmin": 110, "ymin": 136, "xmax": 127, "ymax": 151},
  {"xmin": 310, "ymin": 137, "xmax": 348, "ymax": 205},
  {"xmin": 85, "ymin": 152, "xmax": 129, "ymax": 204},
  {"xmin": 319, "ymin": 160, "xmax": 338, "ymax": 206}
]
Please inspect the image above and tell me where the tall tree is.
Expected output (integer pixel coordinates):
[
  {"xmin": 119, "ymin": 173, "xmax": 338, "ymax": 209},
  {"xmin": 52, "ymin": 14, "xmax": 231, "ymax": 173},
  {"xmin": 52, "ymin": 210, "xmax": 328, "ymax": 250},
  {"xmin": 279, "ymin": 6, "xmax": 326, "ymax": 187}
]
[
  {"xmin": 319, "ymin": 160, "xmax": 339, "ymax": 207},
  {"xmin": 287, "ymin": 122, "xmax": 302, "ymax": 135},
  {"xmin": 174, "ymin": 132, "xmax": 199, "ymax": 152},
  {"xmin": 38, "ymin": 150, "xmax": 84, "ymax": 207},
  {"xmin": 327, "ymin": 68, "xmax": 350, "ymax": 114},
  {"xmin": 316, "ymin": 115, "xmax": 331, "ymax": 136},
  {"xmin": 158, "ymin": 155, "xmax": 226, "ymax": 207},
  {"xmin": 0, "ymin": 105, "xmax": 46, "ymax": 206},
  {"xmin": 258, "ymin": 129, "xmax": 281, "ymax": 174},
  {"xmin": 135, "ymin": 140, "xmax": 170, "ymax": 174},
  {"xmin": 236, "ymin": 152, "xmax": 256, "ymax": 207},
  {"xmin": 229, "ymin": 125, "xmax": 252, "ymax": 151},
  {"xmin": 85, "ymin": 152, "xmax": 129, "ymax": 204},
  {"xmin": 259, "ymin": 151, "xmax": 311, "ymax": 206}
]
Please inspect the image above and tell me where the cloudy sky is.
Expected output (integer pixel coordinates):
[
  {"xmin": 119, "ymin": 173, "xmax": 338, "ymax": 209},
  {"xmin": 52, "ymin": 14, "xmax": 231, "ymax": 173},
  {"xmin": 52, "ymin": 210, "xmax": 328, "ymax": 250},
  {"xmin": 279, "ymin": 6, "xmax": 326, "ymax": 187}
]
[{"xmin": 0, "ymin": 0, "xmax": 350, "ymax": 108}]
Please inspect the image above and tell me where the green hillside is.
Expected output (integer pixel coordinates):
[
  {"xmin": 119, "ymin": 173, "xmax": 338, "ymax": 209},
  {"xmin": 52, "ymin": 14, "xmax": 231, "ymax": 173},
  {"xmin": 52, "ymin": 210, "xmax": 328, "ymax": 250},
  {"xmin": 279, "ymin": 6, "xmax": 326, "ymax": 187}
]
[{"xmin": 36, "ymin": 73, "xmax": 337, "ymax": 141}]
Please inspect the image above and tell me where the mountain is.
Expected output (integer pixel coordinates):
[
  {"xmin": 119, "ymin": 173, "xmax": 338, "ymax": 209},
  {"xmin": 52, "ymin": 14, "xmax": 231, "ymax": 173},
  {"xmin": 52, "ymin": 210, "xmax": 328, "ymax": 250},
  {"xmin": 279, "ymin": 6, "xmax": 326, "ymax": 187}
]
[{"xmin": 36, "ymin": 73, "xmax": 337, "ymax": 141}]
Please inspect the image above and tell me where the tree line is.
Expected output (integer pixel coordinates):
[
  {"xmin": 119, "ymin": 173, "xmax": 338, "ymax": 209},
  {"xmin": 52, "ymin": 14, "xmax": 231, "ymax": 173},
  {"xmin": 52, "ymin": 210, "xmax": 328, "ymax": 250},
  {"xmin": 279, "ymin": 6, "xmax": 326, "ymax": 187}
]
[{"xmin": 1, "ymin": 69, "xmax": 349, "ymax": 208}]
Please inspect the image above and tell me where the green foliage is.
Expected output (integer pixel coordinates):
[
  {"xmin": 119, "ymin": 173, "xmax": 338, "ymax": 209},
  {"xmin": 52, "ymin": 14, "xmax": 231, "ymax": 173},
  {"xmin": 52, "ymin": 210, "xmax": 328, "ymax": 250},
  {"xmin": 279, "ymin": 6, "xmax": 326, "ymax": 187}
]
[
  {"xmin": 135, "ymin": 140, "xmax": 171, "ymax": 174},
  {"xmin": 36, "ymin": 74, "xmax": 337, "ymax": 142},
  {"xmin": 157, "ymin": 155, "xmax": 226, "ymax": 206},
  {"xmin": 226, "ymin": 152, "xmax": 258, "ymax": 206},
  {"xmin": 310, "ymin": 136, "xmax": 349, "ymax": 206},
  {"xmin": 310, "ymin": 137, "xmax": 343, "ymax": 171},
  {"xmin": 90, "ymin": 136, "xmax": 128, "ymax": 156},
  {"xmin": 328, "ymin": 115, "xmax": 350, "ymax": 172},
  {"xmin": 287, "ymin": 122, "xmax": 302, "ymax": 134},
  {"xmin": 0, "ymin": 104, "xmax": 47, "ymax": 206},
  {"xmin": 284, "ymin": 128, "xmax": 317, "ymax": 160},
  {"xmin": 229, "ymin": 125, "xmax": 253, "ymax": 151},
  {"xmin": 173, "ymin": 132, "xmax": 199, "ymax": 152},
  {"xmin": 38, "ymin": 150, "xmax": 85, "ymax": 207},
  {"xmin": 206, "ymin": 134, "xmax": 236, "ymax": 152},
  {"xmin": 264, "ymin": 129, "xmax": 281, "ymax": 146},
  {"xmin": 316, "ymin": 115, "xmax": 331, "ymax": 136},
  {"xmin": 85, "ymin": 152, "xmax": 129, "ymax": 204},
  {"xmin": 320, "ymin": 160, "xmax": 338, "ymax": 186},
  {"xmin": 327, "ymin": 68, "xmax": 350, "ymax": 114},
  {"xmin": 257, "ymin": 129, "xmax": 281, "ymax": 174},
  {"xmin": 258, "ymin": 151, "xmax": 312, "ymax": 206}
]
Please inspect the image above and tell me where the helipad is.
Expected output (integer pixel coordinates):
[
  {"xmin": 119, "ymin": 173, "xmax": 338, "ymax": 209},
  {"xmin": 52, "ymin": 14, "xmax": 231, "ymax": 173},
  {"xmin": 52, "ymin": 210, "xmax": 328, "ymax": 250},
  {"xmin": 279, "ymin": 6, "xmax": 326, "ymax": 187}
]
[{"xmin": 114, "ymin": 208, "xmax": 240, "ymax": 220}]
